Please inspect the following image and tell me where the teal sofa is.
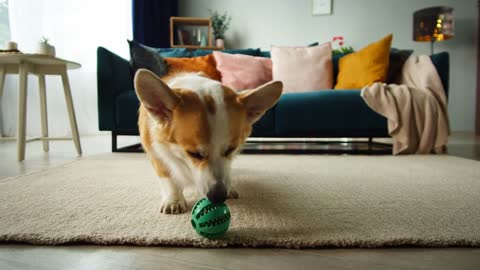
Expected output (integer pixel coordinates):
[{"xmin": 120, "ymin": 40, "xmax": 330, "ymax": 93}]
[{"xmin": 97, "ymin": 47, "xmax": 449, "ymax": 152}]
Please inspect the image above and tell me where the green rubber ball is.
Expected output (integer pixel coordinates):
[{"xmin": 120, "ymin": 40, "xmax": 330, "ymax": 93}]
[{"xmin": 191, "ymin": 198, "xmax": 231, "ymax": 239}]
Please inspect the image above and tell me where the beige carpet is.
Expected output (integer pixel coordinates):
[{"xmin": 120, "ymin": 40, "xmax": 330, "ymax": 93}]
[{"xmin": 1, "ymin": 153, "xmax": 479, "ymax": 248}]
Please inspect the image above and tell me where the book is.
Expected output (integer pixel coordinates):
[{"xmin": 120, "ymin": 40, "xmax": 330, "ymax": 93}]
[{"xmin": 177, "ymin": 29, "xmax": 184, "ymax": 45}]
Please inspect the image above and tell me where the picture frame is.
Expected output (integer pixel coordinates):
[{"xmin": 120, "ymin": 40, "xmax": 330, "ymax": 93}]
[{"xmin": 312, "ymin": 0, "xmax": 332, "ymax": 16}]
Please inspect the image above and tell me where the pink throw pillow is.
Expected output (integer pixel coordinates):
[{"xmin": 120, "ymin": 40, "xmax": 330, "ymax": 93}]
[
  {"xmin": 271, "ymin": 42, "xmax": 333, "ymax": 92},
  {"xmin": 213, "ymin": 51, "xmax": 272, "ymax": 90}
]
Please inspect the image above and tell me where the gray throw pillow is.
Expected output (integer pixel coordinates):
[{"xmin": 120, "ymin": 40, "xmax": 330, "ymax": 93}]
[{"xmin": 127, "ymin": 40, "xmax": 168, "ymax": 77}]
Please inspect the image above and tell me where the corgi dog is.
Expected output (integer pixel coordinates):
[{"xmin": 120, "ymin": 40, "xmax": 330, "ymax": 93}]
[{"xmin": 134, "ymin": 69, "xmax": 283, "ymax": 214}]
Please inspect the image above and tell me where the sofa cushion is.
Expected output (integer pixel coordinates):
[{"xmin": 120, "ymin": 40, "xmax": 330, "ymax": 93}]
[
  {"xmin": 193, "ymin": 48, "xmax": 261, "ymax": 57},
  {"xmin": 332, "ymin": 52, "xmax": 351, "ymax": 85},
  {"xmin": 213, "ymin": 51, "xmax": 272, "ymax": 90},
  {"xmin": 127, "ymin": 40, "xmax": 168, "ymax": 77},
  {"xmin": 251, "ymin": 105, "xmax": 277, "ymax": 137},
  {"xmin": 260, "ymin": 42, "xmax": 320, "ymax": 58},
  {"xmin": 430, "ymin": 52, "xmax": 449, "ymax": 98},
  {"xmin": 387, "ymin": 48, "xmax": 414, "ymax": 84},
  {"xmin": 275, "ymin": 90, "xmax": 388, "ymax": 137},
  {"xmin": 156, "ymin": 48, "xmax": 192, "ymax": 58},
  {"xmin": 259, "ymin": 50, "xmax": 271, "ymax": 58},
  {"xmin": 130, "ymin": 39, "xmax": 262, "ymax": 58},
  {"xmin": 335, "ymin": 34, "xmax": 393, "ymax": 89},
  {"xmin": 115, "ymin": 91, "xmax": 140, "ymax": 131},
  {"xmin": 164, "ymin": 54, "xmax": 221, "ymax": 81},
  {"xmin": 333, "ymin": 49, "xmax": 413, "ymax": 85},
  {"xmin": 271, "ymin": 42, "xmax": 333, "ymax": 93}
]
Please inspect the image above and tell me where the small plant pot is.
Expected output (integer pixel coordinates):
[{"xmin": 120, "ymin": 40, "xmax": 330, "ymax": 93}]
[
  {"xmin": 37, "ymin": 43, "xmax": 56, "ymax": 57},
  {"xmin": 215, "ymin": 39, "xmax": 224, "ymax": 49},
  {"xmin": 6, "ymin": 41, "xmax": 17, "ymax": 50}
]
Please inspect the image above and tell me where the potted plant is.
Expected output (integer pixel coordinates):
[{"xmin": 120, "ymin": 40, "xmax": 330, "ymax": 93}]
[
  {"xmin": 37, "ymin": 36, "xmax": 55, "ymax": 57},
  {"xmin": 209, "ymin": 10, "xmax": 231, "ymax": 48}
]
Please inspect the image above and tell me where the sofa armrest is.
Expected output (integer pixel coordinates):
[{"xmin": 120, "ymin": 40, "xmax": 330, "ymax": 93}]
[
  {"xmin": 430, "ymin": 52, "xmax": 449, "ymax": 99},
  {"xmin": 97, "ymin": 47, "xmax": 134, "ymax": 131}
]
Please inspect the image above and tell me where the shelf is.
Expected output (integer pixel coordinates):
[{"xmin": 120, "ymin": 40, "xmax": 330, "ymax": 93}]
[
  {"xmin": 171, "ymin": 17, "xmax": 211, "ymax": 25},
  {"xmin": 170, "ymin": 16, "xmax": 224, "ymax": 50}
]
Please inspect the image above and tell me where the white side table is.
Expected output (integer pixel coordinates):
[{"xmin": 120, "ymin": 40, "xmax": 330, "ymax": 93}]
[{"xmin": 0, "ymin": 53, "xmax": 82, "ymax": 161}]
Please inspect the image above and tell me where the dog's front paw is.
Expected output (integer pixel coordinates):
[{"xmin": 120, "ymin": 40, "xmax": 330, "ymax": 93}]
[
  {"xmin": 160, "ymin": 197, "xmax": 188, "ymax": 214},
  {"xmin": 228, "ymin": 188, "xmax": 239, "ymax": 199}
]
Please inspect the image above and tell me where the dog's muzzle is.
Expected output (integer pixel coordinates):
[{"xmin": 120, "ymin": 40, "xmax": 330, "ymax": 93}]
[{"xmin": 206, "ymin": 182, "xmax": 227, "ymax": 204}]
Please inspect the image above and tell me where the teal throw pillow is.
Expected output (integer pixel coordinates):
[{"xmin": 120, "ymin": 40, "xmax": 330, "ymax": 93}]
[{"xmin": 192, "ymin": 48, "xmax": 261, "ymax": 57}]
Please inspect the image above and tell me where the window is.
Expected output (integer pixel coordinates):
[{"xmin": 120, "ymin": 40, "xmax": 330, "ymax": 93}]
[{"xmin": 0, "ymin": 0, "xmax": 10, "ymax": 47}]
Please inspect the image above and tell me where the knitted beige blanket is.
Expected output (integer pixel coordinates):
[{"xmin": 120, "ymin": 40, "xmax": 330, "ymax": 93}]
[{"xmin": 361, "ymin": 55, "xmax": 450, "ymax": 154}]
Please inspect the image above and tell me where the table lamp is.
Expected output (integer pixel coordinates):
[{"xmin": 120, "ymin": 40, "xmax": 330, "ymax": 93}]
[{"xmin": 413, "ymin": 6, "xmax": 454, "ymax": 54}]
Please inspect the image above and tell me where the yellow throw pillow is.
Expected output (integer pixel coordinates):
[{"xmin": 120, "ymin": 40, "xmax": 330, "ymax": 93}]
[{"xmin": 334, "ymin": 34, "xmax": 393, "ymax": 89}]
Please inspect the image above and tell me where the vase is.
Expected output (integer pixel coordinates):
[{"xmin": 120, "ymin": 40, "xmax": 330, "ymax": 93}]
[
  {"xmin": 200, "ymin": 36, "xmax": 208, "ymax": 47},
  {"xmin": 6, "ymin": 41, "xmax": 17, "ymax": 50},
  {"xmin": 37, "ymin": 42, "xmax": 56, "ymax": 57},
  {"xmin": 215, "ymin": 39, "xmax": 224, "ymax": 49}
]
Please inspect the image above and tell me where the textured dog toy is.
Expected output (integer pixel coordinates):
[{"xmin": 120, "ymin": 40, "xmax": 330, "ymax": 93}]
[{"xmin": 191, "ymin": 198, "xmax": 231, "ymax": 239}]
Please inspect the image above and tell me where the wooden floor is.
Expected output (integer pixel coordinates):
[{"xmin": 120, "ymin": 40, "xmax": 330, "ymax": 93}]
[{"xmin": 1, "ymin": 132, "xmax": 479, "ymax": 270}]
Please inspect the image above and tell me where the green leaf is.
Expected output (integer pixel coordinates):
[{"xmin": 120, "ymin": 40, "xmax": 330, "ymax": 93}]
[{"xmin": 210, "ymin": 10, "xmax": 232, "ymax": 39}]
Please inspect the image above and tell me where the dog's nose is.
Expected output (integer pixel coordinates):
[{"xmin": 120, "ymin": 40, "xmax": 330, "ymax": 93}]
[{"xmin": 206, "ymin": 183, "xmax": 227, "ymax": 204}]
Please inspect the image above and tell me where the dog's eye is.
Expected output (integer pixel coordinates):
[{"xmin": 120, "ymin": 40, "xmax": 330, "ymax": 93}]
[
  {"xmin": 187, "ymin": 151, "xmax": 205, "ymax": 160},
  {"xmin": 224, "ymin": 146, "xmax": 237, "ymax": 157}
]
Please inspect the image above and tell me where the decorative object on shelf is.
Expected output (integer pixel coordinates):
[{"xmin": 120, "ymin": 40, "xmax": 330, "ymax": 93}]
[
  {"xmin": 170, "ymin": 17, "xmax": 220, "ymax": 50},
  {"xmin": 37, "ymin": 36, "xmax": 56, "ymax": 56},
  {"xmin": 312, "ymin": 0, "xmax": 332, "ymax": 15},
  {"xmin": 0, "ymin": 41, "xmax": 21, "ymax": 54},
  {"xmin": 331, "ymin": 35, "xmax": 354, "ymax": 56},
  {"xmin": 6, "ymin": 41, "xmax": 17, "ymax": 50},
  {"xmin": 209, "ymin": 10, "xmax": 231, "ymax": 49},
  {"xmin": 200, "ymin": 35, "xmax": 208, "ymax": 47},
  {"xmin": 413, "ymin": 6, "xmax": 454, "ymax": 54},
  {"xmin": 215, "ymin": 39, "xmax": 224, "ymax": 49}
]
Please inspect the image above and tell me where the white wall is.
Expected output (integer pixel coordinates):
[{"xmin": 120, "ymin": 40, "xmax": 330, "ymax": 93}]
[
  {"xmin": 180, "ymin": 0, "xmax": 478, "ymax": 132},
  {"xmin": 1, "ymin": 0, "xmax": 131, "ymax": 137}
]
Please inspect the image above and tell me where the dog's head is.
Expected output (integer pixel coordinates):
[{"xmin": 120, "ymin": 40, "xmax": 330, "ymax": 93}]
[{"xmin": 134, "ymin": 69, "xmax": 282, "ymax": 203}]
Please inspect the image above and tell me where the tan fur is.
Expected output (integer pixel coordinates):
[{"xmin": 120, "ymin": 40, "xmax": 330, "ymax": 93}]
[
  {"xmin": 203, "ymin": 95, "xmax": 217, "ymax": 115},
  {"xmin": 223, "ymin": 87, "xmax": 251, "ymax": 148},
  {"xmin": 138, "ymin": 83, "xmax": 249, "ymax": 184},
  {"xmin": 138, "ymin": 105, "xmax": 170, "ymax": 178},
  {"xmin": 135, "ymin": 69, "xmax": 283, "ymax": 214},
  {"xmin": 139, "ymin": 88, "xmax": 211, "ymax": 170}
]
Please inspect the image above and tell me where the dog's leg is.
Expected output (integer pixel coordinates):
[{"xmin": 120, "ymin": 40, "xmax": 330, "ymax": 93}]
[
  {"xmin": 158, "ymin": 177, "xmax": 188, "ymax": 214},
  {"xmin": 150, "ymin": 158, "xmax": 187, "ymax": 214}
]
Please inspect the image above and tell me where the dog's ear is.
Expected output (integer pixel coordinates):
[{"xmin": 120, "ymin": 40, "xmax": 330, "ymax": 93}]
[
  {"xmin": 238, "ymin": 81, "xmax": 283, "ymax": 123},
  {"xmin": 134, "ymin": 69, "xmax": 180, "ymax": 122}
]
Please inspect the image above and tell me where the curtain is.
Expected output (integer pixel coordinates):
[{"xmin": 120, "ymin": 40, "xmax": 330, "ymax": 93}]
[
  {"xmin": 2, "ymin": 0, "xmax": 132, "ymax": 137},
  {"xmin": 132, "ymin": 0, "xmax": 178, "ymax": 47}
]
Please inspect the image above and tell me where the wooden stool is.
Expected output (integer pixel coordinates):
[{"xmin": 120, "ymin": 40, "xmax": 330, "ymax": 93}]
[{"xmin": 0, "ymin": 54, "xmax": 82, "ymax": 161}]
